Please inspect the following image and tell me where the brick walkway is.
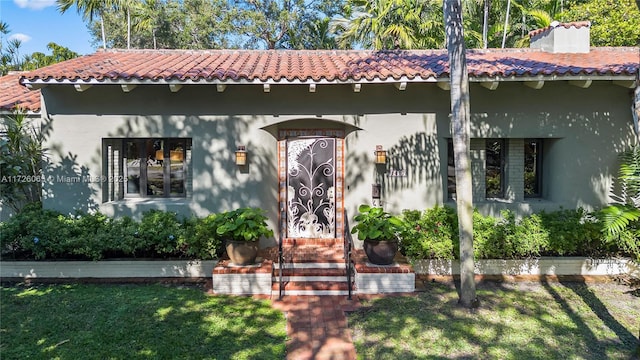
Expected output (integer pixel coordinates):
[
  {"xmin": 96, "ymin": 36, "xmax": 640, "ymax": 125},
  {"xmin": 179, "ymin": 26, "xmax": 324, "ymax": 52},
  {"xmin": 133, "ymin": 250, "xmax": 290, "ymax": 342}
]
[{"xmin": 271, "ymin": 295, "xmax": 360, "ymax": 360}]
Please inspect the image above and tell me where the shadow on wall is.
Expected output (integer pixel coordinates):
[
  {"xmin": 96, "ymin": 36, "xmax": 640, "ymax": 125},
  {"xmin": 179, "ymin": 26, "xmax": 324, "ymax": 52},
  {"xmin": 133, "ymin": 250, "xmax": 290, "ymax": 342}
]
[
  {"xmin": 43, "ymin": 152, "xmax": 99, "ymax": 214},
  {"xmin": 383, "ymin": 131, "xmax": 441, "ymax": 193}
]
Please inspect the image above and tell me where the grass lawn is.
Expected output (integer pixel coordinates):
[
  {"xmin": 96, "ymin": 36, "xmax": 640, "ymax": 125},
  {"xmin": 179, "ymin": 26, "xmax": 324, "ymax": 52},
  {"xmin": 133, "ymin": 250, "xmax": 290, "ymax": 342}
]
[
  {"xmin": 0, "ymin": 283, "xmax": 286, "ymax": 360},
  {"xmin": 348, "ymin": 280, "xmax": 640, "ymax": 360}
]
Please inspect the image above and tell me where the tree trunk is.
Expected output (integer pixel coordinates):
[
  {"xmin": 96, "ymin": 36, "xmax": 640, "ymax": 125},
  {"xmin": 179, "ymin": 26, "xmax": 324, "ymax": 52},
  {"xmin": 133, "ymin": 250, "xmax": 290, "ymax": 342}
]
[
  {"xmin": 444, "ymin": 0, "xmax": 477, "ymax": 308},
  {"xmin": 127, "ymin": 9, "xmax": 131, "ymax": 49},
  {"xmin": 501, "ymin": 0, "xmax": 511, "ymax": 48},
  {"xmin": 634, "ymin": 85, "xmax": 640, "ymax": 143},
  {"xmin": 100, "ymin": 13, "xmax": 106, "ymax": 49},
  {"xmin": 482, "ymin": 0, "xmax": 489, "ymax": 49}
]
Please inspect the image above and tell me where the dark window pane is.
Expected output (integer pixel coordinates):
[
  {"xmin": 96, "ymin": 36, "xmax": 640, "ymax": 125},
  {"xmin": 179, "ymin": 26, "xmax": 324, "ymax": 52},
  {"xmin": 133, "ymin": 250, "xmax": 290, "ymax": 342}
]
[
  {"xmin": 125, "ymin": 140, "xmax": 141, "ymax": 195},
  {"xmin": 116, "ymin": 137, "xmax": 190, "ymax": 199},
  {"xmin": 168, "ymin": 139, "xmax": 186, "ymax": 196},
  {"xmin": 447, "ymin": 139, "xmax": 455, "ymax": 198},
  {"xmin": 486, "ymin": 139, "xmax": 504, "ymax": 198},
  {"xmin": 146, "ymin": 139, "xmax": 164, "ymax": 196},
  {"xmin": 525, "ymin": 139, "xmax": 542, "ymax": 197}
]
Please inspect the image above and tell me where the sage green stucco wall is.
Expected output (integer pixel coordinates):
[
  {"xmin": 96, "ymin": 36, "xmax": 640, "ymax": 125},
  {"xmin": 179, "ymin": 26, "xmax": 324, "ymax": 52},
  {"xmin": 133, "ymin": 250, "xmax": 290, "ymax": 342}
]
[{"xmin": 39, "ymin": 80, "xmax": 636, "ymax": 238}]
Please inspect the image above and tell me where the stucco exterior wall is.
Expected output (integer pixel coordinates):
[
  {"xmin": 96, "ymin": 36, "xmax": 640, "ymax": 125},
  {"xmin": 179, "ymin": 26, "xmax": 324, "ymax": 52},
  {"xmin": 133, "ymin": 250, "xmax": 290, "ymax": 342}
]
[{"xmin": 38, "ymin": 80, "xmax": 636, "ymax": 235}]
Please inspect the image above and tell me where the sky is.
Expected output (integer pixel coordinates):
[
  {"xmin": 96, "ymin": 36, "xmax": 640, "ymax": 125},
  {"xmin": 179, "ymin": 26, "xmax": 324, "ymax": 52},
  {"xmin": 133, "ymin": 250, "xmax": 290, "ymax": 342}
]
[{"xmin": 1, "ymin": 0, "xmax": 95, "ymax": 56}]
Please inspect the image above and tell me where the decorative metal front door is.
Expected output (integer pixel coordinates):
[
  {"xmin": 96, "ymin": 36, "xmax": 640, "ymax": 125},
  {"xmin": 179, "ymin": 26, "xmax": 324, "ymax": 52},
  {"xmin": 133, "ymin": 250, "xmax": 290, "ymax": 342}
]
[{"xmin": 286, "ymin": 137, "xmax": 336, "ymax": 238}]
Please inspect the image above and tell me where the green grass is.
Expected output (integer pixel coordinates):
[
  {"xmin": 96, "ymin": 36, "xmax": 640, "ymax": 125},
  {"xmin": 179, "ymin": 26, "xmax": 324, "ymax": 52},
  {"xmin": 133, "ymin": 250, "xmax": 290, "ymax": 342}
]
[
  {"xmin": 348, "ymin": 281, "xmax": 640, "ymax": 360},
  {"xmin": 0, "ymin": 283, "xmax": 286, "ymax": 360}
]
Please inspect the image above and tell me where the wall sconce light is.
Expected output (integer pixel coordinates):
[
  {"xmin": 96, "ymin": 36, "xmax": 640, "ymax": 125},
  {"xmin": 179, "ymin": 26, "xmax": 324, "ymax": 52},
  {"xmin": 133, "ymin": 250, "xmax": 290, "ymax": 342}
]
[
  {"xmin": 235, "ymin": 145, "xmax": 247, "ymax": 166},
  {"xmin": 374, "ymin": 145, "xmax": 387, "ymax": 164}
]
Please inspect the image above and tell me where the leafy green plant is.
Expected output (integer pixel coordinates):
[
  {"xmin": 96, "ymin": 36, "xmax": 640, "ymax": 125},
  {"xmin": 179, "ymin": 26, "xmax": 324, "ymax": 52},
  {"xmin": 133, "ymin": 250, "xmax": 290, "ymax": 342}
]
[
  {"xmin": 96, "ymin": 216, "xmax": 140, "ymax": 258},
  {"xmin": 600, "ymin": 146, "xmax": 640, "ymax": 248},
  {"xmin": 0, "ymin": 207, "xmax": 226, "ymax": 260},
  {"xmin": 351, "ymin": 204, "xmax": 403, "ymax": 241},
  {"xmin": 63, "ymin": 212, "xmax": 110, "ymax": 260},
  {"xmin": 396, "ymin": 205, "xmax": 635, "ymax": 261},
  {"xmin": 490, "ymin": 210, "xmax": 548, "ymax": 259},
  {"xmin": 215, "ymin": 207, "xmax": 274, "ymax": 242},
  {"xmin": 0, "ymin": 110, "xmax": 46, "ymax": 213},
  {"xmin": 138, "ymin": 210, "xmax": 186, "ymax": 257},
  {"xmin": 400, "ymin": 206, "xmax": 456, "ymax": 259},
  {"xmin": 470, "ymin": 210, "xmax": 500, "ymax": 259},
  {"xmin": 184, "ymin": 214, "xmax": 223, "ymax": 259}
]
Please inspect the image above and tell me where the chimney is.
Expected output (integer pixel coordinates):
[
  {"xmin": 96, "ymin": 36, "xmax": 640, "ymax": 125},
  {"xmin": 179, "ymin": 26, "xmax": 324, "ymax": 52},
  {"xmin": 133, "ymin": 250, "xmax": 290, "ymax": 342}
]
[{"xmin": 529, "ymin": 21, "xmax": 591, "ymax": 53}]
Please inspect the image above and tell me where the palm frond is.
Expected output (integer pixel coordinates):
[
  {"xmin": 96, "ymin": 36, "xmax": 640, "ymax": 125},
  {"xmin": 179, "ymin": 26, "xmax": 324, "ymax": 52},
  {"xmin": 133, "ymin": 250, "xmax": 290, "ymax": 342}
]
[
  {"xmin": 600, "ymin": 205, "xmax": 640, "ymax": 236},
  {"xmin": 527, "ymin": 9, "xmax": 553, "ymax": 29}
]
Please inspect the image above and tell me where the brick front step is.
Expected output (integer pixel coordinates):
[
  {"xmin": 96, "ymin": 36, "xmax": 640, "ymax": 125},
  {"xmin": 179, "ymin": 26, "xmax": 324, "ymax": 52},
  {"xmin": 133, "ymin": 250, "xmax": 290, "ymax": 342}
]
[
  {"xmin": 212, "ymin": 242, "xmax": 416, "ymax": 296},
  {"xmin": 272, "ymin": 280, "xmax": 352, "ymax": 296},
  {"xmin": 280, "ymin": 246, "xmax": 346, "ymax": 263},
  {"xmin": 274, "ymin": 276, "xmax": 348, "ymax": 282},
  {"xmin": 273, "ymin": 258, "xmax": 354, "ymax": 296},
  {"xmin": 272, "ymin": 281, "xmax": 350, "ymax": 291},
  {"xmin": 278, "ymin": 268, "xmax": 348, "ymax": 277}
]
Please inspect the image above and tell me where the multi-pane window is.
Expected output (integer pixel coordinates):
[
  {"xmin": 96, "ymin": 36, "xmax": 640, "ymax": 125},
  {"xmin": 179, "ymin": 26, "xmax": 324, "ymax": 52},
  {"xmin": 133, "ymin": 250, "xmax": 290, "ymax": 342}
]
[
  {"xmin": 485, "ymin": 139, "xmax": 505, "ymax": 198},
  {"xmin": 104, "ymin": 138, "xmax": 191, "ymax": 200},
  {"xmin": 447, "ymin": 138, "xmax": 541, "ymax": 200},
  {"xmin": 524, "ymin": 139, "xmax": 542, "ymax": 198}
]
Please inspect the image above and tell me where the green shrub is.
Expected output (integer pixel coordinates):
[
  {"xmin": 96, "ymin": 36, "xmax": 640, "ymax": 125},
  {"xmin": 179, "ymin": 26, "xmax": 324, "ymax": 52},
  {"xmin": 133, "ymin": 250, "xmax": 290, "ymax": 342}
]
[
  {"xmin": 400, "ymin": 206, "xmax": 457, "ymax": 259},
  {"xmin": 472, "ymin": 210, "xmax": 501, "ymax": 259},
  {"xmin": 488, "ymin": 210, "xmax": 549, "ymax": 259},
  {"xmin": 64, "ymin": 212, "xmax": 110, "ymax": 260},
  {"xmin": 399, "ymin": 206, "xmax": 634, "ymax": 261},
  {"xmin": 138, "ymin": 210, "xmax": 186, "ymax": 257},
  {"xmin": 605, "ymin": 227, "xmax": 640, "ymax": 261},
  {"xmin": 183, "ymin": 214, "xmax": 223, "ymax": 260},
  {"xmin": 538, "ymin": 209, "xmax": 602, "ymax": 256},
  {"xmin": 97, "ymin": 216, "xmax": 140, "ymax": 257},
  {"xmin": 0, "ymin": 208, "xmax": 223, "ymax": 260},
  {"xmin": 0, "ymin": 206, "xmax": 69, "ymax": 259},
  {"xmin": 509, "ymin": 213, "xmax": 549, "ymax": 257}
]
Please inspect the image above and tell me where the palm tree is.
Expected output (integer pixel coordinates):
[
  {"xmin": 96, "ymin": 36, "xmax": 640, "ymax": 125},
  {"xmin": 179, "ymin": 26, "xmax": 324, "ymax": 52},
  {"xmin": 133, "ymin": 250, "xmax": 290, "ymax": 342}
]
[
  {"xmin": 334, "ymin": 0, "xmax": 444, "ymax": 50},
  {"xmin": 444, "ymin": 0, "xmax": 477, "ymax": 308},
  {"xmin": 132, "ymin": 0, "xmax": 160, "ymax": 49},
  {"xmin": 57, "ymin": 0, "xmax": 114, "ymax": 49}
]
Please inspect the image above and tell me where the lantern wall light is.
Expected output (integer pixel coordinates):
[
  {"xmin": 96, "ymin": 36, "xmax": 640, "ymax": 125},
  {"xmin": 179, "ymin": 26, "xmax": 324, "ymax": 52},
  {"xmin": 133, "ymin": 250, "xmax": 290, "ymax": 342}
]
[
  {"xmin": 235, "ymin": 145, "xmax": 247, "ymax": 166},
  {"xmin": 374, "ymin": 145, "xmax": 387, "ymax": 164}
]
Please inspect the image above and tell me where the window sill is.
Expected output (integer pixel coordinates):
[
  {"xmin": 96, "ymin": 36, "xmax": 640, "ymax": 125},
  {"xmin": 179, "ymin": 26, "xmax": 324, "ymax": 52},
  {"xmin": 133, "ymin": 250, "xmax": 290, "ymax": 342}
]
[{"xmin": 103, "ymin": 197, "xmax": 190, "ymax": 205}]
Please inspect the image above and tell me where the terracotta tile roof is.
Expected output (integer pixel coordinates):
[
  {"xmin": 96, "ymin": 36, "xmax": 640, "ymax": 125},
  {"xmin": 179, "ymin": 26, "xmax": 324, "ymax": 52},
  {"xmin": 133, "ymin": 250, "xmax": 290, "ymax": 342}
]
[
  {"xmin": 19, "ymin": 47, "xmax": 640, "ymax": 85},
  {"xmin": 528, "ymin": 21, "xmax": 591, "ymax": 38},
  {"xmin": 0, "ymin": 73, "xmax": 41, "ymax": 112}
]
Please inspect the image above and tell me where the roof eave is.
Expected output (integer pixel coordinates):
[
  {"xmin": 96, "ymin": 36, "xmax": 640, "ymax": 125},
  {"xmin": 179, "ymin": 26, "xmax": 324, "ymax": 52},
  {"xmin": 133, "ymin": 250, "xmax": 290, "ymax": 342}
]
[{"xmin": 20, "ymin": 73, "xmax": 637, "ymax": 88}]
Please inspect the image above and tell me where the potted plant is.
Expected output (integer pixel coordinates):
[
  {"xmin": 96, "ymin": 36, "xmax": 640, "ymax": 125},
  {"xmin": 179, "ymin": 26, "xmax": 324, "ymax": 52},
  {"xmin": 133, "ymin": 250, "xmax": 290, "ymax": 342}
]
[
  {"xmin": 351, "ymin": 204, "xmax": 404, "ymax": 265},
  {"xmin": 216, "ymin": 207, "xmax": 274, "ymax": 265}
]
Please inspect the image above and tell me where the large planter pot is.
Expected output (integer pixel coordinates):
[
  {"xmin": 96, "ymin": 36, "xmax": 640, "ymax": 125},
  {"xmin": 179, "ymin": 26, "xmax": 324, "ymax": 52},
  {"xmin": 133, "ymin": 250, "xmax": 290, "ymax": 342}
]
[
  {"xmin": 363, "ymin": 239, "xmax": 398, "ymax": 265},
  {"xmin": 225, "ymin": 239, "xmax": 259, "ymax": 266}
]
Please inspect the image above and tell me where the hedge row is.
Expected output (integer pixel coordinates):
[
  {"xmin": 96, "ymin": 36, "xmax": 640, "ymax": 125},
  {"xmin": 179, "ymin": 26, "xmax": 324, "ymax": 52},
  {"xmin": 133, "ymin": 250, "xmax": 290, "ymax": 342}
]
[
  {"xmin": 400, "ymin": 206, "xmax": 639, "ymax": 260},
  {"xmin": 0, "ymin": 204, "xmax": 222, "ymax": 260},
  {"xmin": 1, "ymin": 204, "xmax": 638, "ymax": 261}
]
